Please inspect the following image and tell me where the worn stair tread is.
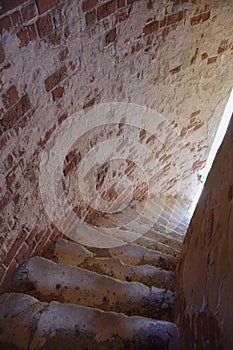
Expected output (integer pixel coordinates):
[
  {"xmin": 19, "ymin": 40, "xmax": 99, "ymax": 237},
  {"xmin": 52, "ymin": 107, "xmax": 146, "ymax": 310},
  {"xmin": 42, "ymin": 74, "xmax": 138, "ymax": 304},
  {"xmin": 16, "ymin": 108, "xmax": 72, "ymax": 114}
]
[
  {"xmin": 10, "ymin": 256, "xmax": 175, "ymax": 321},
  {"xmin": 89, "ymin": 241, "xmax": 177, "ymax": 271},
  {"xmin": 50, "ymin": 237, "xmax": 177, "ymax": 271},
  {"xmin": 92, "ymin": 212, "xmax": 183, "ymax": 248},
  {"xmin": 91, "ymin": 215, "xmax": 179, "ymax": 256},
  {"xmin": 47, "ymin": 239, "xmax": 174, "ymax": 289},
  {"xmin": 0, "ymin": 293, "xmax": 180, "ymax": 350},
  {"xmin": 143, "ymin": 228, "xmax": 182, "ymax": 250}
]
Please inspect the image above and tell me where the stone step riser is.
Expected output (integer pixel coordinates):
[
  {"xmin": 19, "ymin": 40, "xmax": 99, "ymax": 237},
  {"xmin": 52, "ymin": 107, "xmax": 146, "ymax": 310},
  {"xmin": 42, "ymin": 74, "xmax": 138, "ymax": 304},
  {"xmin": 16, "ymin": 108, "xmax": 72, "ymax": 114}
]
[
  {"xmin": 90, "ymin": 244, "xmax": 177, "ymax": 271},
  {"xmin": 48, "ymin": 238, "xmax": 175, "ymax": 289},
  {"xmin": 10, "ymin": 257, "xmax": 175, "ymax": 321},
  {"xmin": 0, "ymin": 293, "xmax": 180, "ymax": 350}
]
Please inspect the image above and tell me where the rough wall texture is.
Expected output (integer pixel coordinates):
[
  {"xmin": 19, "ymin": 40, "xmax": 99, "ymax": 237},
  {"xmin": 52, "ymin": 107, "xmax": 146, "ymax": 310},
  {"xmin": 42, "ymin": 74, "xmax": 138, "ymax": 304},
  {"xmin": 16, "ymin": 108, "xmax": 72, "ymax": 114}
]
[
  {"xmin": 175, "ymin": 116, "xmax": 233, "ymax": 349},
  {"xmin": 0, "ymin": 0, "xmax": 232, "ymax": 291},
  {"xmin": 177, "ymin": 113, "xmax": 233, "ymax": 349}
]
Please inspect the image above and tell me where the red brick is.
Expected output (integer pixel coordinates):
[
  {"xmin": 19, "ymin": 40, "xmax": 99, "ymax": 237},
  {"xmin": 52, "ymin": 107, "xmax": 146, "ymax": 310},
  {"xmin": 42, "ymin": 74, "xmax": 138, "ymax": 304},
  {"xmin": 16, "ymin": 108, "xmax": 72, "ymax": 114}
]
[
  {"xmin": 1, "ymin": 94, "xmax": 31, "ymax": 130},
  {"xmin": 0, "ymin": 191, "xmax": 11, "ymax": 212},
  {"xmin": 207, "ymin": 56, "xmax": 217, "ymax": 64},
  {"xmin": 0, "ymin": 0, "xmax": 28, "ymax": 16},
  {"xmin": 0, "ymin": 16, "xmax": 12, "ymax": 35},
  {"xmin": 83, "ymin": 97, "xmax": 96, "ymax": 110},
  {"xmin": 161, "ymin": 27, "xmax": 169, "ymax": 39},
  {"xmin": 167, "ymin": 11, "xmax": 183, "ymax": 25},
  {"xmin": 115, "ymin": 8, "xmax": 130, "ymax": 24},
  {"xmin": 85, "ymin": 10, "xmax": 96, "ymax": 26},
  {"xmin": 0, "ymin": 260, "xmax": 17, "ymax": 293},
  {"xmin": 160, "ymin": 17, "xmax": 166, "ymax": 28},
  {"xmin": 34, "ymin": 228, "xmax": 51, "ymax": 255},
  {"xmin": 36, "ymin": 14, "xmax": 54, "ymax": 38},
  {"xmin": 97, "ymin": 0, "xmax": 117, "ymax": 20},
  {"xmin": 37, "ymin": 124, "xmax": 56, "ymax": 147},
  {"xmin": 201, "ymin": 11, "xmax": 210, "ymax": 22},
  {"xmin": 64, "ymin": 26, "xmax": 70, "ymax": 39},
  {"xmin": 2, "ymin": 85, "xmax": 19, "ymax": 109},
  {"xmin": 52, "ymin": 86, "xmax": 64, "ymax": 101},
  {"xmin": 15, "ymin": 242, "xmax": 28, "ymax": 263},
  {"xmin": 118, "ymin": 0, "xmax": 126, "ymax": 8},
  {"xmin": 10, "ymin": 11, "xmax": 23, "ymax": 28},
  {"xmin": 45, "ymin": 66, "xmax": 67, "ymax": 91},
  {"xmin": 58, "ymin": 112, "xmax": 68, "ymax": 124},
  {"xmin": 131, "ymin": 42, "xmax": 143, "ymax": 53},
  {"xmin": 169, "ymin": 65, "xmax": 181, "ymax": 74},
  {"xmin": 0, "ymin": 134, "xmax": 8, "ymax": 151},
  {"xmin": 190, "ymin": 14, "xmax": 201, "ymax": 26},
  {"xmin": 25, "ymin": 227, "xmax": 38, "ymax": 245},
  {"xmin": 59, "ymin": 47, "xmax": 69, "ymax": 61},
  {"xmin": 105, "ymin": 28, "xmax": 116, "ymax": 45},
  {"xmin": 17, "ymin": 24, "xmax": 37, "ymax": 47},
  {"xmin": 49, "ymin": 31, "xmax": 62, "ymax": 45},
  {"xmin": 4, "ymin": 229, "xmax": 28, "ymax": 267},
  {"xmin": 147, "ymin": 0, "xmax": 153, "ymax": 9},
  {"xmin": 0, "ymin": 43, "xmax": 5, "ymax": 64},
  {"xmin": 82, "ymin": 0, "xmax": 98, "ymax": 12},
  {"xmin": 36, "ymin": 0, "xmax": 59, "ymax": 14},
  {"xmin": 0, "ymin": 261, "xmax": 6, "ymax": 284},
  {"xmin": 6, "ymin": 168, "xmax": 17, "ymax": 189},
  {"xmin": 201, "ymin": 52, "xmax": 208, "ymax": 60},
  {"xmin": 22, "ymin": 3, "xmax": 38, "ymax": 21},
  {"xmin": 217, "ymin": 40, "xmax": 228, "ymax": 54},
  {"xmin": 191, "ymin": 110, "xmax": 201, "ymax": 118},
  {"xmin": 143, "ymin": 20, "xmax": 159, "ymax": 35}
]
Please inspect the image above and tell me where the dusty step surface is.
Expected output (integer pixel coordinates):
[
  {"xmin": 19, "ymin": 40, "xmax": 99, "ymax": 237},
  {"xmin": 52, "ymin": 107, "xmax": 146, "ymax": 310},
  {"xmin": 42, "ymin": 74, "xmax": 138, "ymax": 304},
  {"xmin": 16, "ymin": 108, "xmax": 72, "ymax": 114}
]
[
  {"xmin": 89, "ymin": 242, "xmax": 177, "ymax": 271},
  {"xmin": 0, "ymin": 293, "xmax": 180, "ymax": 350},
  {"xmin": 143, "ymin": 229, "xmax": 182, "ymax": 252},
  {"xmin": 10, "ymin": 256, "xmax": 175, "ymax": 321},
  {"xmin": 91, "ymin": 214, "xmax": 183, "ymax": 252},
  {"xmin": 46, "ymin": 238, "xmax": 174, "ymax": 289}
]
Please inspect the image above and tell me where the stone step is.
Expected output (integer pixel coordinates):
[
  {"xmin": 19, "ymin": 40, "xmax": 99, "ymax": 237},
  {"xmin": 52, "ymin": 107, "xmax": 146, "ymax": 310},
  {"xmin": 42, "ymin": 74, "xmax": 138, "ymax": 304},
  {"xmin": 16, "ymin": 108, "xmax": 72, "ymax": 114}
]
[
  {"xmin": 93, "ymin": 211, "xmax": 184, "ymax": 247},
  {"xmin": 10, "ymin": 257, "xmax": 175, "ymax": 321},
  {"xmin": 143, "ymin": 229, "xmax": 182, "ymax": 252},
  {"xmin": 90, "ymin": 242, "xmax": 177, "ymax": 271},
  {"xmin": 91, "ymin": 214, "xmax": 180, "ymax": 256},
  {"xmin": 132, "ymin": 199, "xmax": 187, "ymax": 238},
  {"xmin": 47, "ymin": 238, "xmax": 174, "ymax": 289},
  {"xmin": 134, "ymin": 235, "xmax": 179, "ymax": 257},
  {"xmin": 0, "ymin": 293, "xmax": 180, "ymax": 350}
]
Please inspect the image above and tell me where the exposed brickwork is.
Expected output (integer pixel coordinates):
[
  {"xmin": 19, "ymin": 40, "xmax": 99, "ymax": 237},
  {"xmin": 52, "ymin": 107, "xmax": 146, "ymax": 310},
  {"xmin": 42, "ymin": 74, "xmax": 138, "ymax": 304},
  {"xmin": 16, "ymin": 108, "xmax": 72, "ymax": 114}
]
[
  {"xmin": 82, "ymin": 0, "xmax": 98, "ymax": 12},
  {"xmin": 0, "ymin": 43, "xmax": 5, "ymax": 64},
  {"xmin": 143, "ymin": 20, "xmax": 159, "ymax": 35},
  {"xmin": 2, "ymin": 86, "xmax": 19, "ymax": 109},
  {"xmin": 1, "ymin": 95, "xmax": 31, "ymax": 131},
  {"xmin": 45, "ymin": 66, "xmax": 67, "ymax": 92},
  {"xmin": 36, "ymin": 13, "xmax": 54, "ymax": 38},
  {"xmin": 0, "ymin": 16, "xmax": 12, "ymax": 35},
  {"xmin": 22, "ymin": 3, "xmax": 38, "ymax": 21},
  {"xmin": 105, "ymin": 28, "xmax": 116, "ymax": 45},
  {"xmin": 0, "ymin": 0, "xmax": 232, "ymax": 295},
  {"xmin": 97, "ymin": 0, "xmax": 117, "ymax": 20},
  {"xmin": 36, "ymin": 0, "xmax": 59, "ymax": 15},
  {"xmin": 0, "ymin": 0, "xmax": 28, "ymax": 16},
  {"xmin": 85, "ymin": 10, "xmax": 96, "ymax": 26},
  {"xmin": 17, "ymin": 24, "xmax": 37, "ymax": 47}
]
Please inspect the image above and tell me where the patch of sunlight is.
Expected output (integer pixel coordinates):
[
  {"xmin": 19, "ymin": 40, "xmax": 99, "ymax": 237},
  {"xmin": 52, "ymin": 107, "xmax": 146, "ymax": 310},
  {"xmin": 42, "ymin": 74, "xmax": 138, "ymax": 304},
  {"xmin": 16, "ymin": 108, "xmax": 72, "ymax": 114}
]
[{"xmin": 188, "ymin": 88, "xmax": 233, "ymax": 217}]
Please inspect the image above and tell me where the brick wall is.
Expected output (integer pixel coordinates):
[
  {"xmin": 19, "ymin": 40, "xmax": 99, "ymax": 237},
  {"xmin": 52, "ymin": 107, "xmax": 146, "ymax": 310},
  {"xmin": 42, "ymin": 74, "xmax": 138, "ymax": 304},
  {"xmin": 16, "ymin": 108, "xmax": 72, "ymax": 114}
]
[{"xmin": 0, "ymin": 0, "xmax": 232, "ymax": 291}]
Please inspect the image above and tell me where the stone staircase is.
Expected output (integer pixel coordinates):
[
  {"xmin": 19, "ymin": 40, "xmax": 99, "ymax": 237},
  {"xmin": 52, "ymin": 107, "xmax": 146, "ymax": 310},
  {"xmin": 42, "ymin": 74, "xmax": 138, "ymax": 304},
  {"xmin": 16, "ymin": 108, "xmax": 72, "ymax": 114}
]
[{"xmin": 0, "ymin": 198, "xmax": 189, "ymax": 349}]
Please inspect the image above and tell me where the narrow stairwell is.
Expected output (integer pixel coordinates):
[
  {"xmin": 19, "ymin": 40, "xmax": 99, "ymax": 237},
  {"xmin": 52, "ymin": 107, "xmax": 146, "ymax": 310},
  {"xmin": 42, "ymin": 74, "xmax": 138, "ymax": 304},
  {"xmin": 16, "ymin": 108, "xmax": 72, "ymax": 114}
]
[{"xmin": 0, "ymin": 198, "xmax": 189, "ymax": 349}]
